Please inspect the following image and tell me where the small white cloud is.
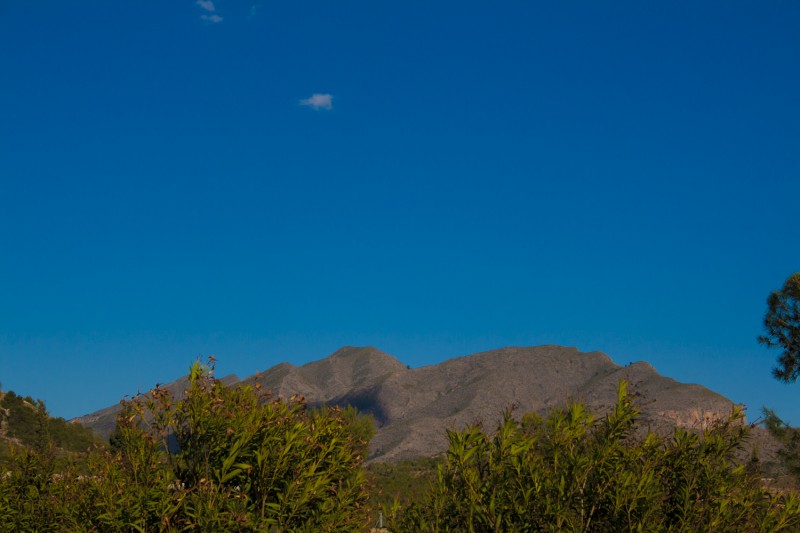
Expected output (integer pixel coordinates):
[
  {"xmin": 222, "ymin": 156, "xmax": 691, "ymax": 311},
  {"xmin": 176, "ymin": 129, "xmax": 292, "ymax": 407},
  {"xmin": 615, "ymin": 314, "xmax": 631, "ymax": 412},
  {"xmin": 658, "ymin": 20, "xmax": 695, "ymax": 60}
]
[
  {"xmin": 300, "ymin": 93, "xmax": 333, "ymax": 111},
  {"xmin": 196, "ymin": 0, "xmax": 222, "ymax": 23},
  {"xmin": 248, "ymin": 4, "xmax": 261, "ymax": 19},
  {"xmin": 197, "ymin": 0, "xmax": 216, "ymax": 12}
]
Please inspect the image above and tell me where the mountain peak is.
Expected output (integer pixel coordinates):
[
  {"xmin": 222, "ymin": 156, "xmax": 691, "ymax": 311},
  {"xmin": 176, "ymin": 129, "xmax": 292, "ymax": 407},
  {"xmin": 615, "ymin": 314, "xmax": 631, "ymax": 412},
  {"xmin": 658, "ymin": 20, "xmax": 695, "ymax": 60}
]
[
  {"xmin": 327, "ymin": 346, "xmax": 404, "ymax": 365},
  {"xmin": 75, "ymin": 345, "xmax": 740, "ymax": 462}
]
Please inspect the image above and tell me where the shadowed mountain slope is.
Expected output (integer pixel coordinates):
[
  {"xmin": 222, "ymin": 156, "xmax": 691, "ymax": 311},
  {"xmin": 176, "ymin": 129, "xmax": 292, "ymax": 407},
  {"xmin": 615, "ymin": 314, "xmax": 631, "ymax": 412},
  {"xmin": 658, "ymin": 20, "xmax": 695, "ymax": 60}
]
[
  {"xmin": 241, "ymin": 346, "xmax": 408, "ymax": 408},
  {"xmin": 334, "ymin": 346, "xmax": 734, "ymax": 461},
  {"xmin": 74, "ymin": 345, "xmax": 741, "ymax": 461}
]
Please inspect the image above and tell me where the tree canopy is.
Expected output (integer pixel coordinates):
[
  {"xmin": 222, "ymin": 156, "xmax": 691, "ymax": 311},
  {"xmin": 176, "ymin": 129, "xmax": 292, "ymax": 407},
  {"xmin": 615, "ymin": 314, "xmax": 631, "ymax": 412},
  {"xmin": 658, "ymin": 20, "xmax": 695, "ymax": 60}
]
[{"xmin": 759, "ymin": 272, "xmax": 800, "ymax": 383}]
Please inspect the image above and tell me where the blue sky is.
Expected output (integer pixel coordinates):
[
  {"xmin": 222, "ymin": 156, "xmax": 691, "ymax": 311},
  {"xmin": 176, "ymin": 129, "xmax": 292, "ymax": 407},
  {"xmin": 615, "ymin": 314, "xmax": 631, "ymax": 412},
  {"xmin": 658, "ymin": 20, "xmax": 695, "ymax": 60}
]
[{"xmin": 1, "ymin": 1, "xmax": 798, "ymax": 423}]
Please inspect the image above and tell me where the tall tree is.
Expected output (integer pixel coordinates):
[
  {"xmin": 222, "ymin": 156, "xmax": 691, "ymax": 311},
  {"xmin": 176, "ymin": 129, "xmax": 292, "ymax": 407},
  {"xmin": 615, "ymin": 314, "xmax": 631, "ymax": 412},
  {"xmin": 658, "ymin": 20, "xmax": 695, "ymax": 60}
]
[{"xmin": 759, "ymin": 273, "xmax": 800, "ymax": 382}]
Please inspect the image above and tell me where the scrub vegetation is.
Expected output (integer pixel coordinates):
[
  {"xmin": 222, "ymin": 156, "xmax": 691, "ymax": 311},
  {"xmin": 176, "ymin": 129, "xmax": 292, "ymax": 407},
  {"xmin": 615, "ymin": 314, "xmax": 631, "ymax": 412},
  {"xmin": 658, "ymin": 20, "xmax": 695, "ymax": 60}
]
[
  {"xmin": 0, "ymin": 390, "xmax": 99, "ymax": 457},
  {"xmin": 2, "ymin": 364, "xmax": 800, "ymax": 531},
  {"xmin": 385, "ymin": 383, "xmax": 800, "ymax": 532},
  {"xmin": 0, "ymin": 360, "xmax": 370, "ymax": 532}
]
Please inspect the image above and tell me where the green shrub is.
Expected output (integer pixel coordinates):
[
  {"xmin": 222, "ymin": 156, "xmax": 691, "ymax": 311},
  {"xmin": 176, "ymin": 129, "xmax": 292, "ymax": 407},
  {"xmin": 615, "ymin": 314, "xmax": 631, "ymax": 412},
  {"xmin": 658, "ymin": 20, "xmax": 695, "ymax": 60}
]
[
  {"xmin": 0, "ymin": 390, "xmax": 99, "ymax": 454},
  {"xmin": 368, "ymin": 456, "xmax": 440, "ymax": 512},
  {"xmin": 1, "ymin": 359, "xmax": 371, "ymax": 532},
  {"xmin": 4, "ymin": 372, "xmax": 800, "ymax": 532},
  {"xmin": 763, "ymin": 407, "xmax": 800, "ymax": 482},
  {"xmin": 391, "ymin": 382, "xmax": 800, "ymax": 532}
]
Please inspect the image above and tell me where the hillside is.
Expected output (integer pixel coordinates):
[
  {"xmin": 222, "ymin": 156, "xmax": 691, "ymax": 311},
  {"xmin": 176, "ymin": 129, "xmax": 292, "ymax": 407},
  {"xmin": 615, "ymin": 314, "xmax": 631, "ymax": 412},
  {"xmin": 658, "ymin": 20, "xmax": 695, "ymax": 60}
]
[
  {"xmin": 73, "ymin": 345, "xmax": 772, "ymax": 462},
  {"xmin": 0, "ymin": 390, "xmax": 99, "ymax": 459}
]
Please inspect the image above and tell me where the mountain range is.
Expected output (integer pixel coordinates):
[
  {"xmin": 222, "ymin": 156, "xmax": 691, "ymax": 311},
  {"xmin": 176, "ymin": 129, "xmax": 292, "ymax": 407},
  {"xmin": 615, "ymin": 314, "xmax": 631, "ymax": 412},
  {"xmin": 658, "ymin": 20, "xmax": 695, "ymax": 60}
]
[{"xmin": 74, "ymin": 345, "xmax": 770, "ymax": 462}]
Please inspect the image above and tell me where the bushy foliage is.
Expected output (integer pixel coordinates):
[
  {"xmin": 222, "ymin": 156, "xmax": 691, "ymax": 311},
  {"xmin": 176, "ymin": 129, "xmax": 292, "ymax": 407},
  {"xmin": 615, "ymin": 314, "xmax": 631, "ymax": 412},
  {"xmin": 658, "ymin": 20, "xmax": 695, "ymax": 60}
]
[
  {"xmin": 368, "ymin": 456, "xmax": 441, "ymax": 515},
  {"xmin": 0, "ymin": 360, "xmax": 371, "ymax": 532},
  {"xmin": 0, "ymin": 391, "xmax": 97, "ymax": 454},
  {"xmin": 3, "ymin": 371, "xmax": 800, "ymax": 532},
  {"xmin": 763, "ymin": 408, "xmax": 800, "ymax": 482},
  {"xmin": 389, "ymin": 382, "xmax": 800, "ymax": 532},
  {"xmin": 312, "ymin": 404, "xmax": 375, "ymax": 461}
]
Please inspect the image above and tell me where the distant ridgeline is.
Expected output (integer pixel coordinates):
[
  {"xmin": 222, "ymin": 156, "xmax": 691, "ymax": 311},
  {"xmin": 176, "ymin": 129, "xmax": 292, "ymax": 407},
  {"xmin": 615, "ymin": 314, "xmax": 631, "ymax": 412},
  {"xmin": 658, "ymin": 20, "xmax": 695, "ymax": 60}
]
[
  {"xmin": 74, "ymin": 345, "xmax": 783, "ymax": 464},
  {"xmin": 0, "ymin": 389, "xmax": 100, "ymax": 460}
]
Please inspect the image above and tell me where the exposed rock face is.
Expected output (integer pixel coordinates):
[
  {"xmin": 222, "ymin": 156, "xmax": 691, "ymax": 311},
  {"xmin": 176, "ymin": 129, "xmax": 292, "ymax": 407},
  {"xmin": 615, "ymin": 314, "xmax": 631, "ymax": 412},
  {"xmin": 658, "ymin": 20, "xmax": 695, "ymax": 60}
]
[
  {"xmin": 313, "ymin": 346, "xmax": 734, "ymax": 461},
  {"xmin": 73, "ymin": 345, "xmax": 739, "ymax": 461},
  {"xmin": 241, "ymin": 346, "xmax": 408, "ymax": 411}
]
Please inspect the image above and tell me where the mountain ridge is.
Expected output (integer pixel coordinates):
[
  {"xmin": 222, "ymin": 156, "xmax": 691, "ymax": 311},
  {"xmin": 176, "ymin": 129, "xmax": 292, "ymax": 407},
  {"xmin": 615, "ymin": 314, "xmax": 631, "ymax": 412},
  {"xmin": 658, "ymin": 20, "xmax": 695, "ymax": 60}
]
[{"xmin": 73, "ymin": 345, "xmax": 747, "ymax": 461}]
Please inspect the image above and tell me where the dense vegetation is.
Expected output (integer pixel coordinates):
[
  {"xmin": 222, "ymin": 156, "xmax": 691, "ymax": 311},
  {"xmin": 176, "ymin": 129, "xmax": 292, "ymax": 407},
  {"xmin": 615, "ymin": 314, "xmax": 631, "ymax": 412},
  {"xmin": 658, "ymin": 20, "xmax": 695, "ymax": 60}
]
[
  {"xmin": 2, "ymin": 366, "xmax": 800, "ymax": 531},
  {"xmin": 764, "ymin": 408, "xmax": 800, "ymax": 480},
  {"xmin": 386, "ymin": 383, "xmax": 800, "ymax": 532},
  {"xmin": 0, "ymin": 390, "xmax": 100, "ymax": 462},
  {"xmin": 367, "ymin": 456, "xmax": 441, "ymax": 513},
  {"xmin": 0, "ymin": 361, "xmax": 370, "ymax": 532}
]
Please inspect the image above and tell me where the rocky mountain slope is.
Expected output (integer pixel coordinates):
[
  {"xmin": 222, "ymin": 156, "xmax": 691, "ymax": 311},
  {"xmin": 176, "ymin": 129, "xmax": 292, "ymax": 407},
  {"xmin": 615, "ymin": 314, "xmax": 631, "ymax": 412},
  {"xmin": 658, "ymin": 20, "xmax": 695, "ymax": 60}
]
[{"xmin": 74, "ymin": 345, "xmax": 752, "ymax": 461}]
